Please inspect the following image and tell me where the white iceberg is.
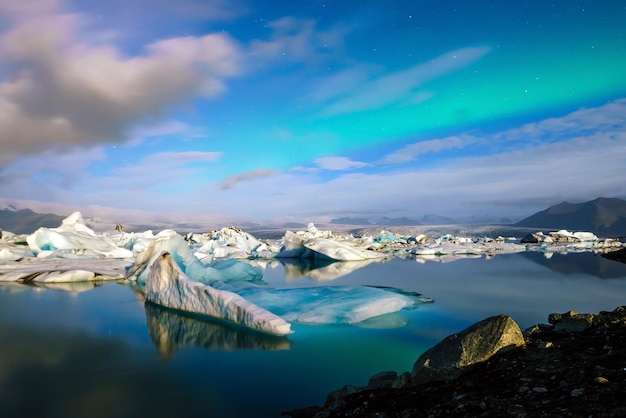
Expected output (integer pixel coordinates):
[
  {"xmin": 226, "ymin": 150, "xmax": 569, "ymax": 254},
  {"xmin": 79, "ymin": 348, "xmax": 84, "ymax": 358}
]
[
  {"xmin": 26, "ymin": 212, "xmax": 133, "ymax": 259},
  {"xmin": 0, "ymin": 257, "xmax": 133, "ymax": 282},
  {"xmin": 275, "ymin": 234, "xmax": 387, "ymax": 261},
  {"xmin": 126, "ymin": 230, "xmax": 262, "ymax": 288},
  {"xmin": 144, "ymin": 251, "xmax": 293, "ymax": 336},
  {"xmin": 0, "ymin": 242, "xmax": 34, "ymax": 261}
]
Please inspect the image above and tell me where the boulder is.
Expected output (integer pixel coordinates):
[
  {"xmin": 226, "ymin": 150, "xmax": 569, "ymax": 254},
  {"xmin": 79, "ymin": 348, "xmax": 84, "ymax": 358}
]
[
  {"xmin": 411, "ymin": 315, "xmax": 525, "ymax": 383},
  {"xmin": 549, "ymin": 310, "xmax": 595, "ymax": 332}
]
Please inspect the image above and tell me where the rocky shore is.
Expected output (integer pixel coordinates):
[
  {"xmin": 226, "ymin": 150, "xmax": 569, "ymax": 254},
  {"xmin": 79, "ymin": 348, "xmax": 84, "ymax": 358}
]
[{"xmin": 286, "ymin": 306, "xmax": 626, "ymax": 418}]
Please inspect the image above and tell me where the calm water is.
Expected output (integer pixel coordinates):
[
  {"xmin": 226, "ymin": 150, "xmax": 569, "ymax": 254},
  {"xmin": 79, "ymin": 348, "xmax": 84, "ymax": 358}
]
[{"xmin": 1, "ymin": 253, "xmax": 625, "ymax": 418}]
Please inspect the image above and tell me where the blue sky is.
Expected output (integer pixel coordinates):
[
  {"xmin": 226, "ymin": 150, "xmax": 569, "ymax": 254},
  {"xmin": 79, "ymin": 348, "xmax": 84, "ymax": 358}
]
[{"xmin": 0, "ymin": 0, "xmax": 625, "ymax": 224}]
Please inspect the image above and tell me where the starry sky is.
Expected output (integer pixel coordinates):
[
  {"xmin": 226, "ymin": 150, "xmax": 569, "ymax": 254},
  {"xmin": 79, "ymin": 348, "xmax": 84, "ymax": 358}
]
[{"xmin": 0, "ymin": 0, "xmax": 625, "ymax": 224}]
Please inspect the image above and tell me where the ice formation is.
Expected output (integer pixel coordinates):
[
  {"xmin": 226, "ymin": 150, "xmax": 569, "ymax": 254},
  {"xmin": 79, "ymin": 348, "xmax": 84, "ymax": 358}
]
[
  {"xmin": 26, "ymin": 212, "xmax": 133, "ymax": 259},
  {"xmin": 237, "ymin": 285, "xmax": 431, "ymax": 325},
  {"xmin": 0, "ymin": 257, "xmax": 132, "ymax": 282},
  {"xmin": 144, "ymin": 251, "xmax": 293, "ymax": 336}
]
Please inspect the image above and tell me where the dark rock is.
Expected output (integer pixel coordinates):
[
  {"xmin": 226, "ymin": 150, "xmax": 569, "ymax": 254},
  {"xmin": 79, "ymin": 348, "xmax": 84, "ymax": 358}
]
[
  {"xmin": 285, "ymin": 306, "xmax": 626, "ymax": 418},
  {"xmin": 411, "ymin": 314, "xmax": 525, "ymax": 383},
  {"xmin": 549, "ymin": 310, "xmax": 595, "ymax": 332},
  {"xmin": 367, "ymin": 371, "xmax": 397, "ymax": 389}
]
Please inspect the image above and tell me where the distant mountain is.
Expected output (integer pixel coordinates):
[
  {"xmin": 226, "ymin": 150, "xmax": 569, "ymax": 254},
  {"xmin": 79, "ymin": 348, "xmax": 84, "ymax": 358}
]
[
  {"xmin": 0, "ymin": 208, "xmax": 65, "ymax": 234},
  {"xmin": 379, "ymin": 217, "xmax": 421, "ymax": 226},
  {"xmin": 330, "ymin": 217, "xmax": 421, "ymax": 226},
  {"xmin": 421, "ymin": 214, "xmax": 456, "ymax": 225},
  {"xmin": 330, "ymin": 217, "xmax": 372, "ymax": 225},
  {"xmin": 514, "ymin": 197, "xmax": 626, "ymax": 236}
]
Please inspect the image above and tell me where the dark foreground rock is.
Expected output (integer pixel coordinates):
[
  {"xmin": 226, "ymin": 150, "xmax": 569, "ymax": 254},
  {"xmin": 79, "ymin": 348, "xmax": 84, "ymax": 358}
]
[{"xmin": 286, "ymin": 306, "xmax": 626, "ymax": 418}]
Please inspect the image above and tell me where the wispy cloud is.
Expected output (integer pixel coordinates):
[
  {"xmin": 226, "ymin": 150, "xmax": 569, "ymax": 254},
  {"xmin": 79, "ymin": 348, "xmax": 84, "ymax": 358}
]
[
  {"xmin": 247, "ymin": 17, "xmax": 349, "ymax": 66},
  {"xmin": 314, "ymin": 156, "xmax": 367, "ymax": 171},
  {"xmin": 320, "ymin": 46, "xmax": 491, "ymax": 116},
  {"xmin": 381, "ymin": 136, "xmax": 468, "ymax": 164},
  {"xmin": 495, "ymin": 98, "xmax": 626, "ymax": 142},
  {"xmin": 218, "ymin": 169, "xmax": 278, "ymax": 190}
]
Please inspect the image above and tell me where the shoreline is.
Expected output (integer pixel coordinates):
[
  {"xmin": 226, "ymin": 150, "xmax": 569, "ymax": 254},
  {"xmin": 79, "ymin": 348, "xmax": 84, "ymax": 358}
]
[{"xmin": 287, "ymin": 306, "xmax": 626, "ymax": 418}]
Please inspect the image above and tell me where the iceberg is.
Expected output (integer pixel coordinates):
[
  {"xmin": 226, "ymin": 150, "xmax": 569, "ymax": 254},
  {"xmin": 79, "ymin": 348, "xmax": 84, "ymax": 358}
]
[
  {"xmin": 144, "ymin": 251, "xmax": 293, "ymax": 336},
  {"xmin": 26, "ymin": 212, "xmax": 133, "ymax": 259},
  {"xmin": 126, "ymin": 230, "xmax": 262, "ymax": 288},
  {"xmin": 279, "ymin": 258, "xmax": 381, "ymax": 281},
  {"xmin": 236, "ymin": 285, "xmax": 431, "ymax": 325},
  {"xmin": 302, "ymin": 238, "xmax": 387, "ymax": 261},
  {"xmin": 0, "ymin": 257, "xmax": 133, "ymax": 282}
]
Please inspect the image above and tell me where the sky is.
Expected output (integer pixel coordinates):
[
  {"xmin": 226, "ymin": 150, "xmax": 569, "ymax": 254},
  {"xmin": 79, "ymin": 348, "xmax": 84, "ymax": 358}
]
[{"xmin": 0, "ymin": 0, "xmax": 625, "ymax": 225}]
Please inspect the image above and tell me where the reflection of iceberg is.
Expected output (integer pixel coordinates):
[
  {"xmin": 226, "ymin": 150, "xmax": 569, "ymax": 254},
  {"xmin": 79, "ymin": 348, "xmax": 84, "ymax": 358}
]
[
  {"xmin": 145, "ymin": 302, "xmax": 291, "ymax": 358},
  {"xmin": 237, "ymin": 285, "xmax": 433, "ymax": 325},
  {"xmin": 144, "ymin": 252, "xmax": 293, "ymax": 336},
  {"xmin": 279, "ymin": 258, "xmax": 381, "ymax": 281}
]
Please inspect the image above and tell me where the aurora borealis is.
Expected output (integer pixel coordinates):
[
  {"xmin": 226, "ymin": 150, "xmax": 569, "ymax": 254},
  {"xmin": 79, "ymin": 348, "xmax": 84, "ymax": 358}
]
[{"xmin": 0, "ymin": 0, "xmax": 625, "ymax": 223}]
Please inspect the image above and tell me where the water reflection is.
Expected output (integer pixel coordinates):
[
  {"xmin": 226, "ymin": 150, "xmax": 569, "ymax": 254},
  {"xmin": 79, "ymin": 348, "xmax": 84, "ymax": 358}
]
[
  {"xmin": 0, "ymin": 280, "xmax": 101, "ymax": 294},
  {"xmin": 0, "ymin": 322, "xmax": 224, "ymax": 418},
  {"xmin": 278, "ymin": 257, "xmax": 382, "ymax": 281},
  {"xmin": 521, "ymin": 251, "xmax": 626, "ymax": 279},
  {"xmin": 144, "ymin": 302, "xmax": 292, "ymax": 358}
]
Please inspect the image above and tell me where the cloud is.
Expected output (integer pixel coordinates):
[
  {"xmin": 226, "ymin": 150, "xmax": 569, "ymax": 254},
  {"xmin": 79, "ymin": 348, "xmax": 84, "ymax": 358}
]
[
  {"xmin": 495, "ymin": 98, "xmax": 626, "ymax": 142},
  {"xmin": 320, "ymin": 46, "xmax": 491, "ymax": 116},
  {"xmin": 218, "ymin": 169, "xmax": 278, "ymax": 190},
  {"xmin": 314, "ymin": 156, "xmax": 367, "ymax": 171},
  {"xmin": 0, "ymin": 11, "xmax": 241, "ymax": 164},
  {"xmin": 247, "ymin": 17, "xmax": 349, "ymax": 66},
  {"xmin": 0, "ymin": 0, "xmax": 58, "ymax": 16},
  {"xmin": 381, "ymin": 136, "xmax": 468, "ymax": 164}
]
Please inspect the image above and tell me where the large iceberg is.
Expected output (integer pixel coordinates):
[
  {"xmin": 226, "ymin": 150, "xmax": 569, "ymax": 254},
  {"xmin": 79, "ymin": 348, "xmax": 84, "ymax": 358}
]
[
  {"xmin": 144, "ymin": 251, "xmax": 293, "ymax": 336},
  {"xmin": 126, "ymin": 230, "xmax": 262, "ymax": 288},
  {"xmin": 26, "ymin": 212, "xmax": 133, "ymax": 259}
]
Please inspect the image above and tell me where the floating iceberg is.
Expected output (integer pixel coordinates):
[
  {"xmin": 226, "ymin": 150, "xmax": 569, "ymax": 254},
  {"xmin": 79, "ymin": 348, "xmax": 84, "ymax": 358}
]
[
  {"xmin": 26, "ymin": 212, "xmax": 133, "ymax": 259},
  {"xmin": 144, "ymin": 251, "xmax": 293, "ymax": 336},
  {"xmin": 301, "ymin": 238, "xmax": 388, "ymax": 261},
  {"xmin": 126, "ymin": 230, "xmax": 262, "ymax": 288},
  {"xmin": 0, "ymin": 257, "xmax": 133, "ymax": 282},
  {"xmin": 279, "ymin": 258, "xmax": 381, "ymax": 281},
  {"xmin": 236, "ymin": 285, "xmax": 431, "ymax": 325}
]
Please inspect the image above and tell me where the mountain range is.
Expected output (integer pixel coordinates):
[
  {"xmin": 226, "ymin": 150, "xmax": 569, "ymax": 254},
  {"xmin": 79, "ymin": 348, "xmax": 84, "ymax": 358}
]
[
  {"xmin": 0, "ymin": 208, "xmax": 65, "ymax": 234},
  {"xmin": 2, "ymin": 197, "xmax": 625, "ymax": 236},
  {"xmin": 514, "ymin": 197, "xmax": 626, "ymax": 236}
]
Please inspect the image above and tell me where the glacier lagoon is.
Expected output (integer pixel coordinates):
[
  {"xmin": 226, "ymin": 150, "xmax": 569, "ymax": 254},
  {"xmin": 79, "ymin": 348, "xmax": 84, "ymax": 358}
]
[{"xmin": 1, "ymin": 253, "xmax": 626, "ymax": 418}]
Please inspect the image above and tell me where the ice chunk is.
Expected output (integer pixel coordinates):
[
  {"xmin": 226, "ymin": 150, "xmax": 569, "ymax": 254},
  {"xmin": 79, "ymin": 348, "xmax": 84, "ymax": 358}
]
[
  {"xmin": 26, "ymin": 212, "xmax": 133, "ymax": 258},
  {"xmin": 188, "ymin": 227, "xmax": 269, "ymax": 259},
  {"xmin": 0, "ymin": 258, "xmax": 133, "ymax": 282},
  {"xmin": 126, "ymin": 230, "xmax": 262, "ymax": 288},
  {"xmin": 302, "ymin": 238, "xmax": 387, "ymax": 261},
  {"xmin": 279, "ymin": 258, "xmax": 381, "ymax": 281},
  {"xmin": 144, "ymin": 251, "xmax": 293, "ymax": 336},
  {"xmin": 237, "ymin": 285, "xmax": 429, "ymax": 325},
  {"xmin": 0, "ymin": 242, "xmax": 34, "ymax": 261}
]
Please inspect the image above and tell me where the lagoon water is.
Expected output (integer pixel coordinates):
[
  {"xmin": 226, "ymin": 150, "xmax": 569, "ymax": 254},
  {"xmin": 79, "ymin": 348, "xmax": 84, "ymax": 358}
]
[{"xmin": 1, "ymin": 252, "xmax": 625, "ymax": 418}]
